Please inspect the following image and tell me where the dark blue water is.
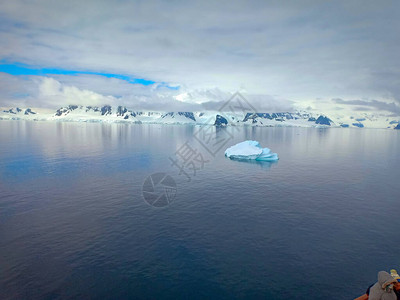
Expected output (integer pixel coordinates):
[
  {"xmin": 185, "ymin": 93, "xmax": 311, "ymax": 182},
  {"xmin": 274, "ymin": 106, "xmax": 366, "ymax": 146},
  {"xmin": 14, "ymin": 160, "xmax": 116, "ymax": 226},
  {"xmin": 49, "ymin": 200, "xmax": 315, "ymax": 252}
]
[{"xmin": 0, "ymin": 121, "xmax": 399, "ymax": 299}]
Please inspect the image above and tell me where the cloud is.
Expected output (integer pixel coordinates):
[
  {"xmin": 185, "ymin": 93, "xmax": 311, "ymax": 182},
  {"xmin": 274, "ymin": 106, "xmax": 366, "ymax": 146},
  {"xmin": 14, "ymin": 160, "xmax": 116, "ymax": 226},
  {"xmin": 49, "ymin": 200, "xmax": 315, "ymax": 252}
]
[
  {"xmin": 38, "ymin": 77, "xmax": 116, "ymax": 108},
  {"xmin": 0, "ymin": 74, "xmax": 182, "ymax": 110},
  {"xmin": 1, "ymin": 0, "xmax": 400, "ymax": 105},
  {"xmin": 0, "ymin": 74, "xmax": 293, "ymax": 112},
  {"xmin": 352, "ymin": 107, "xmax": 373, "ymax": 111},
  {"xmin": 0, "ymin": 72, "xmax": 38, "ymax": 107},
  {"xmin": 332, "ymin": 98, "xmax": 400, "ymax": 115}
]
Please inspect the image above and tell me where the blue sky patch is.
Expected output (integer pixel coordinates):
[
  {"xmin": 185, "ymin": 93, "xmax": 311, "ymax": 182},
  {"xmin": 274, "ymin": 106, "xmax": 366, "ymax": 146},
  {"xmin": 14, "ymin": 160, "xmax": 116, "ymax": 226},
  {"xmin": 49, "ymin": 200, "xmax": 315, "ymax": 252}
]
[{"xmin": 0, "ymin": 61, "xmax": 179, "ymax": 89}]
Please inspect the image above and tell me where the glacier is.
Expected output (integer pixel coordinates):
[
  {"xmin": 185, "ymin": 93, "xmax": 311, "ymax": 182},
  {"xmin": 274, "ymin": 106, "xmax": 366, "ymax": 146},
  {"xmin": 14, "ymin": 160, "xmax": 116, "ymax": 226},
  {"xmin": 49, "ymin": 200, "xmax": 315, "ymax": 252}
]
[{"xmin": 225, "ymin": 141, "xmax": 279, "ymax": 161}]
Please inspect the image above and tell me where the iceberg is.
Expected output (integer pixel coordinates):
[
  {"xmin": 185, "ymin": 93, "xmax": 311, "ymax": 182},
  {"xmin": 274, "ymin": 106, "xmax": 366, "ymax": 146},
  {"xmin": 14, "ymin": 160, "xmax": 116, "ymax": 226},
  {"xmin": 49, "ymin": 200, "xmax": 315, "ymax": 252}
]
[{"xmin": 224, "ymin": 140, "xmax": 279, "ymax": 161}]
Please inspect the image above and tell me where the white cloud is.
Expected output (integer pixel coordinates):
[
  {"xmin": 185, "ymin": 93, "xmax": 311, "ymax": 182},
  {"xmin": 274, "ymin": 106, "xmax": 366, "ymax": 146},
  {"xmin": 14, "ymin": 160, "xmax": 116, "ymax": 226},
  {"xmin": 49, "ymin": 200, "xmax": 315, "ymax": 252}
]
[{"xmin": 38, "ymin": 77, "xmax": 115, "ymax": 107}]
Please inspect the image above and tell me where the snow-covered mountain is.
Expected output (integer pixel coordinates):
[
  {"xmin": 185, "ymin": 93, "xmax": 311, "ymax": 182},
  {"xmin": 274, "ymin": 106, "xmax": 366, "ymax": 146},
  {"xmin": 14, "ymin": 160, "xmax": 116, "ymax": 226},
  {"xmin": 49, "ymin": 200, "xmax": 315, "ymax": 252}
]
[{"xmin": 1, "ymin": 105, "xmax": 399, "ymax": 129}]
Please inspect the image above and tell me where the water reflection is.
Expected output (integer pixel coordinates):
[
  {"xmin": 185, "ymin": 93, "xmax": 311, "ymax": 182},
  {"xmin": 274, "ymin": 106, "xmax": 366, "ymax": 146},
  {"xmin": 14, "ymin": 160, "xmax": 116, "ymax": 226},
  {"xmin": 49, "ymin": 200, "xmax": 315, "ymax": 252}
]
[
  {"xmin": 225, "ymin": 157, "xmax": 278, "ymax": 170},
  {"xmin": 1, "ymin": 121, "xmax": 399, "ymax": 184}
]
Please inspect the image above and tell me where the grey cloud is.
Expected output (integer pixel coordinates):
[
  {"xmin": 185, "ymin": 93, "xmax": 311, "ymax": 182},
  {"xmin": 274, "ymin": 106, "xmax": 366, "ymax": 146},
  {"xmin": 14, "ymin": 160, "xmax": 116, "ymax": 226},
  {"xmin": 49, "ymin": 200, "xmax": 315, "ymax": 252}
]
[
  {"xmin": 0, "ymin": 72, "xmax": 39, "ymax": 107},
  {"xmin": 332, "ymin": 98, "xmax": 400, "ymax": 115},
  {"xmin": 352, "ymin": 107, "xmax": 373, "ymax": 111}
]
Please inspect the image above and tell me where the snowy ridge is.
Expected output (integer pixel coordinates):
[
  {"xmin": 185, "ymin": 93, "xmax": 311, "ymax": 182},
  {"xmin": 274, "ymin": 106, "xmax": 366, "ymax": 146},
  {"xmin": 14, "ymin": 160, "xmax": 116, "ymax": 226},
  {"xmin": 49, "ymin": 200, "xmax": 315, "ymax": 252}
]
[{"xmin": 1, "ymin": 105, "xmax": 399, "ymax": 129}]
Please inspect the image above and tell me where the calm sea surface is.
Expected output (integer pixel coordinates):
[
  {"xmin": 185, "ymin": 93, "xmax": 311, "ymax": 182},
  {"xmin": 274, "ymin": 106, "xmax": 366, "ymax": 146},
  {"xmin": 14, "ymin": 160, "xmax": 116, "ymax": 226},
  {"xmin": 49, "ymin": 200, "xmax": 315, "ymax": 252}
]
[{"xmin": 0, "ymin": 120, "xmax": 399, "ymax": 299}]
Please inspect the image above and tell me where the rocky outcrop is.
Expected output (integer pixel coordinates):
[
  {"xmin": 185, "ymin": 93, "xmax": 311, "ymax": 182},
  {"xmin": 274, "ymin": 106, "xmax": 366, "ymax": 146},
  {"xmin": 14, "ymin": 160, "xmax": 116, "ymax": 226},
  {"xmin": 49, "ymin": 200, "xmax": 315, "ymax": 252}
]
[
  {"xmin": 117, "ymin": 106, "xmax": 127, "ymax": 116},
  {"xmin": 214, "ymin": 114, "xmax": 228, "ymax": 126},
  {"xmin": 101, "ymin": 105, "xmax": 112, "ymax": 116},
  {"xmin": 24, "ymin": 108, "xmax": 36, "ymax": 115},
  {"xmin": 315, "ymin": 115, "xmax": 332, "ymax": 126}
]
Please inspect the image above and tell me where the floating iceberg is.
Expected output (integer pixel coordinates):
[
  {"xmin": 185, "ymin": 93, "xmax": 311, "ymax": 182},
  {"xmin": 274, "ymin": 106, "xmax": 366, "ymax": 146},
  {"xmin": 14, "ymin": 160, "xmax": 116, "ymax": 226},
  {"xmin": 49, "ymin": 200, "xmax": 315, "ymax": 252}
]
[{"xmin": 224, "ymin": 140, "xmax": 279, "ymax": 161}]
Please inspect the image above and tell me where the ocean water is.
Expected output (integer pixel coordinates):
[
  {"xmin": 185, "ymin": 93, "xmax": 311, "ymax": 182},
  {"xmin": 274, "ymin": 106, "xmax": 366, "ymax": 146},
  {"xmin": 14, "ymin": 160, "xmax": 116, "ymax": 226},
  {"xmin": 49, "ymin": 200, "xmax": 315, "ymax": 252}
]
[{"xmin": 0, "ymin": 120, "xmax": 399, "ymax": 300}]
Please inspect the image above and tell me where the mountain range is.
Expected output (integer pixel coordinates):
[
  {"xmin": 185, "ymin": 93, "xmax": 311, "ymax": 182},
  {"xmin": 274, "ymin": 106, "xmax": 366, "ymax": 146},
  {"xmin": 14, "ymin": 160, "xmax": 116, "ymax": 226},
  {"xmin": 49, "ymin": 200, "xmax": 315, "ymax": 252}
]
[{"xmin": 1, "ymin": 105, "xmax": 399, "ymax": 129}]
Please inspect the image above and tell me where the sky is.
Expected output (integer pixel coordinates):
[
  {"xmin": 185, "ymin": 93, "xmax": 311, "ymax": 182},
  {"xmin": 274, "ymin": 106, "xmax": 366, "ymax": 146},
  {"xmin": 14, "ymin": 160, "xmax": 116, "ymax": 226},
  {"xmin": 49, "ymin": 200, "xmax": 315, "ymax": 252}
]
[{"xmin": 0, "ymin": 0, "xmax": 400, "ymax": 114}]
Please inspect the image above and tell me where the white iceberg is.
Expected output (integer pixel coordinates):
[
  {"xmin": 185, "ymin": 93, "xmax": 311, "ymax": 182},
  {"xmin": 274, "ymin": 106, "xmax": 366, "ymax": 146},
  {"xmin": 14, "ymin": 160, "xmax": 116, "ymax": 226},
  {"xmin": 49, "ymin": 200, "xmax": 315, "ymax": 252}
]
[{"xmin": 224, "ymin": 140, "xmax": 279, "ymax": 161}]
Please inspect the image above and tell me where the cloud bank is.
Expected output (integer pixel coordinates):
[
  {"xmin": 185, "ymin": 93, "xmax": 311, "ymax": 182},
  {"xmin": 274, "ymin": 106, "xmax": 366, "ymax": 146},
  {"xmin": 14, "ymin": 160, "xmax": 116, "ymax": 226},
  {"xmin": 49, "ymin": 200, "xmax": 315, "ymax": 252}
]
[
  {"xmin": 0, "ymin": 73, "xmax": 294, "ymax": 112},
  {"xmin": 332, "ymin": 98, "xmax": 400, "ymax": 115},
  {"xmin": 1, "ymin": 0, "xmax": 400, "ymax": 111}
]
